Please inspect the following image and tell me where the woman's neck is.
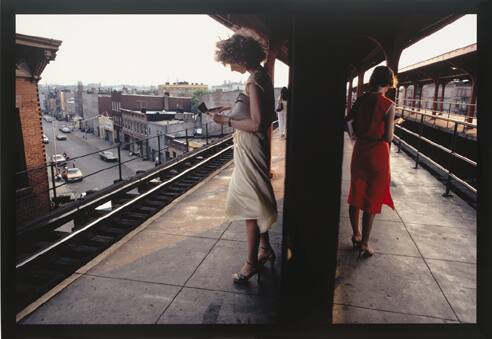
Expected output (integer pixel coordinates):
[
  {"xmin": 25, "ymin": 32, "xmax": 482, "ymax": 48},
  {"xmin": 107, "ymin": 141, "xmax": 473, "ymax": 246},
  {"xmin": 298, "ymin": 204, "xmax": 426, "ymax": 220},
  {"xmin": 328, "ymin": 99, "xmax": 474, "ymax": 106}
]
[{"xmin": 247, "ymin": 64, "xmax": 262, "ymax": 74}]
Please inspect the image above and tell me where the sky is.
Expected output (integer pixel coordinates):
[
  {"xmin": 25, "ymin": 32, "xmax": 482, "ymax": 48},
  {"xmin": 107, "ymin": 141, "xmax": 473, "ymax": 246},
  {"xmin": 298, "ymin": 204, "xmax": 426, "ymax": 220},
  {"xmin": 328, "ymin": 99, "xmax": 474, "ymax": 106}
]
[{"xmin": 16, "ymin": 14, "xmax": 475, "ymax": 88}]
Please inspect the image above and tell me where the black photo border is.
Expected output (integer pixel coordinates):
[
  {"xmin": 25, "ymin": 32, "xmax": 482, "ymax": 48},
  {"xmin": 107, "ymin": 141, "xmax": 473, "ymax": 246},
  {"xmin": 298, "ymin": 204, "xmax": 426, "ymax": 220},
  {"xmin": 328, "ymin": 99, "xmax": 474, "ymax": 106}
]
[{"xmin": 2, "ymin": 0, "xmax": 491, "ymax": 338}]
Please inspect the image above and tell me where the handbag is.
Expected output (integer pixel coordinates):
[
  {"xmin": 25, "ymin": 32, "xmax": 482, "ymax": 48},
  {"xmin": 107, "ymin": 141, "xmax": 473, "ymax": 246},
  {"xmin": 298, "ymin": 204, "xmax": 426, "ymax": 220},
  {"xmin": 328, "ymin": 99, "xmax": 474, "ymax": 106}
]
[
  {"xmin": 226, "ymin": 92, "xmax": 251, "ymax": 121},
  {"xmin": 276, "ymin": 100, "xmax": 283, "ymax": 112}
]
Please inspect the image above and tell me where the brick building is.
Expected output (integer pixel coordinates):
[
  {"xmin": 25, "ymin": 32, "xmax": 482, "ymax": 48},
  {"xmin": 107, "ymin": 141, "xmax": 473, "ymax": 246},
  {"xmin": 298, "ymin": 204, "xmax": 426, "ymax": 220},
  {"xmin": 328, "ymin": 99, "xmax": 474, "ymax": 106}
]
[
  {"xmin": 15, "ymin": 33, "xmax": 62, "ymax": 227},
  {"xmin": 111, "ymin": 92, "xmax": 192, "ymax": 143}
]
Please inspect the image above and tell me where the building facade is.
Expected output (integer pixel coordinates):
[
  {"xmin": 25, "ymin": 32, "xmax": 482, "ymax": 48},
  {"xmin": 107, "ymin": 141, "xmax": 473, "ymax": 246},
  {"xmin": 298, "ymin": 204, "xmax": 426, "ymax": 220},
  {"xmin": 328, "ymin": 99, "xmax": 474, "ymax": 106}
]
[
  {"xmin": 82, "ymin": 90, "xmax": 100, "ymax": 131},
  {"xmin": 111, "ymin": 92, "xmax": 192, "ymax": 143},
  {"xmin": 158, "ymin": 82, "xmax": 208, "ymax": 97},
  {"xmin": 15, "ymin": 33, "xmax": 62, "ymax": 226}
]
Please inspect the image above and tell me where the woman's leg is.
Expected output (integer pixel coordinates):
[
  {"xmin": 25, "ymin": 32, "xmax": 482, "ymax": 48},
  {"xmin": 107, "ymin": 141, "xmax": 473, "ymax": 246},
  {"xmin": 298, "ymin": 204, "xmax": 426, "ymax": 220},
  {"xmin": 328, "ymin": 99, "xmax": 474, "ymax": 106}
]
[
  {"xmin": 238, "ymin": 219, "xmax": 260, "ymax": 275},
  {"xmin": 278, "ymin": 112, "xmax": 286, "ymax": 136},
  {"xmin": 360, "ymin": 211, "xmax": 376, "ymax": 252},
  {"xmin": 259, "ymin": 231, "xmax": 271, "ymax": 250},
  {"xmin": 258, "ymin": 231, "xmax": 275, "ymax": 263},
  {"xmin": 349, "ymin": 205, "xmax": 362, "ymax": 241}
]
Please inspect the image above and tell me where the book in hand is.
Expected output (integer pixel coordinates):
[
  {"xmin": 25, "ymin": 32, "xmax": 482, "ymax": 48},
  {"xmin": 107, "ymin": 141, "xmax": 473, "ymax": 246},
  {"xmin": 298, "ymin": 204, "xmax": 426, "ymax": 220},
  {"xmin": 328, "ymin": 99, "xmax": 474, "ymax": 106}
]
[{"xmin": 197, "ymin": 102, "xmax": 228, "ymax": 115}]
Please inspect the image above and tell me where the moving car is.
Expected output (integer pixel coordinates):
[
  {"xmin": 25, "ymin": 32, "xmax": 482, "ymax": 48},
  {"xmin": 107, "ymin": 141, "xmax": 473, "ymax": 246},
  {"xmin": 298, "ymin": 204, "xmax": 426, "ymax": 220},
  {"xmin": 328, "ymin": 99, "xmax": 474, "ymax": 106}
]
[
  {"xmin": 62, "ymin": 167, "xmax": 83, "ymax": 182},
  {"xmin": 56, "ymin": 134, "xmax": 67, "ymax": 140},
  {"xmin": 60, "ymin": 126, "xmax": 72, "ymax": 133},
  {"xmin": 52, "ymin": 154, "xmax": 67, "ymax": 166},
  {"xmin": 43, "ymin": 115, "xmax": 53, "ymax": 123},
  {"xmin": 42, "ymin": 134, "xmax": 49, "ymax": 144},
  {"xmin": 99, "ymin": 151, "xmax": 118, "ymax": 162}
]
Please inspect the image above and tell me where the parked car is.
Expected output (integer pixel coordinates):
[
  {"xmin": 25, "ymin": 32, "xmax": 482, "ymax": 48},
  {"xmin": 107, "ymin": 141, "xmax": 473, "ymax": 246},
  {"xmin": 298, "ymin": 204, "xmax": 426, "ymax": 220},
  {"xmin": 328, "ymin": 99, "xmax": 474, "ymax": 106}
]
[
  {"xmin": 60, "ymin": 126, "xmax": 71, "ymax": 133},
  {"xmin": 62, "ymin": 167, "xmax": 83, "ymax": 182},
  {"xmin": 99, "ymin": 151, "xmax": 118, "ymax": 162},
  {"xmin": 52, "ymin": 154, "xmax": 67, "ymax": 166},
  {"xmin": 42, "ymin": 134, "xmax": 49, "ymax": 144},
  {"xmin": 56, "ymin": 134, "xmax": 67, "ymax": 140}
]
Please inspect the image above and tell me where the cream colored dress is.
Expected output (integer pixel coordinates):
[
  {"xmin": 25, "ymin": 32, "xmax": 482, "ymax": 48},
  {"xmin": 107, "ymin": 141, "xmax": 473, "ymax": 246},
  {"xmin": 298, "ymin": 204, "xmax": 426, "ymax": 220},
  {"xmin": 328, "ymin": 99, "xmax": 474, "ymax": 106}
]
[{"xmin": 225, "ymin": 68, "xmax": 277, "ymax": 233}]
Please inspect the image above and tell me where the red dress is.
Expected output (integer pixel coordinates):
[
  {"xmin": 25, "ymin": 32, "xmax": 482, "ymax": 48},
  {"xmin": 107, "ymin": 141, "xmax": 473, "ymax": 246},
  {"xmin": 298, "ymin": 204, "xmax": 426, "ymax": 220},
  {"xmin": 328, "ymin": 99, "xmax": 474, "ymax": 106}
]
[{"xmin": 347, "ymin": 92, "xmax": 395, "ymax": 214}]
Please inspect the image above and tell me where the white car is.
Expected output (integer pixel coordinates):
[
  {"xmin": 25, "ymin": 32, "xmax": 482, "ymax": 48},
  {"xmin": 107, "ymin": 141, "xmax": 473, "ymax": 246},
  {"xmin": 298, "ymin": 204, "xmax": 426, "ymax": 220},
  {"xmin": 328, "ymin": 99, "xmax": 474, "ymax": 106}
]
[
  {"xmin": 62, "ymin": 167, "xmax": 83, "ymax": 182},
  {"xmin": 56, "ymin": 134, "xmax": 67, "ymax": 140},
  {"xmin": 43, "ymin": 115, "xmax": 53, "ymax": 122},
  {"xmin": 42, "ymin": 134, "xmax": 49, "ymax": 143},
  {"xmin": 60, "ymin": 126, "xmax": 72, "ymax": 133},
  {"xmin": 52, "ymin": 154, "xmax": 67, "ymax": 166},
  {"xmin": 99, "ymin": 151, "xmax": 118, "ymax": 162}
]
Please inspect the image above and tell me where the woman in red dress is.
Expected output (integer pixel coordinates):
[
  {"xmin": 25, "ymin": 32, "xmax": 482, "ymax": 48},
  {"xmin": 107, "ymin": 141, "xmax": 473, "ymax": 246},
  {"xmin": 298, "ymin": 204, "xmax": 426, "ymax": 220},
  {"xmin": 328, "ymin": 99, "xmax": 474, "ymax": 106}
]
[{"xmin": 347, "ymin": 66, "xmax": 396, "ymax": 258}]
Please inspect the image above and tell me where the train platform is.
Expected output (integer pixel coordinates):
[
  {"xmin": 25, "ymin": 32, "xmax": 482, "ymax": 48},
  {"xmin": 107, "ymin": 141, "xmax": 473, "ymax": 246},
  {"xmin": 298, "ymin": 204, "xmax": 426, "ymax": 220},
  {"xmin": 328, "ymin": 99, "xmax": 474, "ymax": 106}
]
[
  {"xmin": 18, "ymin": 131, "xmax": 476, "ymax": 325},
  {"xmin": 19, "ymin": 131, "xmax": 286, "ymax": 325},
  {"xmin": 334, "ymin": 135, "xmax": 476, "ymax": 323}
]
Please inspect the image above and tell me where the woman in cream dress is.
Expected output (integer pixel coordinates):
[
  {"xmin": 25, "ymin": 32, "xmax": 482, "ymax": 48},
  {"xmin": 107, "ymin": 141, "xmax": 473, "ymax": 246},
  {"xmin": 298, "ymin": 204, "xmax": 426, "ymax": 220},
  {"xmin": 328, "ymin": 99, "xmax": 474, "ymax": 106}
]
[{"xmin": 212, "ymin": 32, "xmax": 277, "ymax": 283}]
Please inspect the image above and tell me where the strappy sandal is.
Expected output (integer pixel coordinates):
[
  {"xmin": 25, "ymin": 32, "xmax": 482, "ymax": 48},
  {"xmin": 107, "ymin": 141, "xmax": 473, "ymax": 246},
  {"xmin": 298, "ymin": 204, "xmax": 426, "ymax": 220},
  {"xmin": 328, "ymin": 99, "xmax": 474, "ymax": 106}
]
[
  {"xmin": 351, "ymin": 235, "xmax": 362, "ymax": 250},
  {"xmin": 358, "ymin": 243, "xmax": 374, "ymax": 259},
  {"xmin": 258, "ymin": 246, "xmax": 276, "ymax": 269},
  {"xmin": 232, "ymin": 261, "xmax": 262, "ymax": 284}
]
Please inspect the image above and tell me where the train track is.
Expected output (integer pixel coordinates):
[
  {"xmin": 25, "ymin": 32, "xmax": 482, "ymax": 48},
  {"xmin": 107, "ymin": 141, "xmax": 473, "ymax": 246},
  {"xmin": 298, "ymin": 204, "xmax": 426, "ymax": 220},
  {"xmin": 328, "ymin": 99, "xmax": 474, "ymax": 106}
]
[{"xmin": 16, "ymin": 137, "xmax": 234, "ymax": 313}]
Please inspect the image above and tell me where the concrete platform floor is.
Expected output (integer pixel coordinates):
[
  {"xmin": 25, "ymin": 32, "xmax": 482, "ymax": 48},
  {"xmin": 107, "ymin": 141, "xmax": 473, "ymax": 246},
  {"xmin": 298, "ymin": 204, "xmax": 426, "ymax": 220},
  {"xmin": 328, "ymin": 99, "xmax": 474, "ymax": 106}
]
[
  {"xmin": 334, "ymin": 135, "xmax": 476, "ymax": 323},
  {"xmin": 18, "ymin": 131, "xmax": 476, "ymax": 325},
  {"xmin": 19, "ymin": 131, "xmax": 286, "ymax": 325}
]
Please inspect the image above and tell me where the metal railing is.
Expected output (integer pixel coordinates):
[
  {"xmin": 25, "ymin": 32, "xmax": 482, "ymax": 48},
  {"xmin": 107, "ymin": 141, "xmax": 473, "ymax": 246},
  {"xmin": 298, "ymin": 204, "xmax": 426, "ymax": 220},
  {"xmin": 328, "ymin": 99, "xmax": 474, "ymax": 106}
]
[
  {"xmin": 396, "ymin": 103, "xmax": 477, "ymax": 136},
  {"xmin": 393, "ymin": 107, "xmax": 477, "ymax": 197},
  {"xmin": 16, "ymin": 122, "xmax": 234, "ymax": 208},
  {"xmin": 396, "ymin": 98, "xmax": 477, "ymax": 122}
]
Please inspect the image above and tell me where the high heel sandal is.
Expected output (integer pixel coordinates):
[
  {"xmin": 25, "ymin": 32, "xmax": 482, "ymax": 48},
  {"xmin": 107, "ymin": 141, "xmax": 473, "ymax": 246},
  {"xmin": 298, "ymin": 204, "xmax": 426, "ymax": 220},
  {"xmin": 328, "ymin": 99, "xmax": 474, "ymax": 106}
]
[
  {"xmin": 232, "ymin": 261, "xmax": 262, "ymax": 284},
  {"xmin": 351, "ymin": 235, "xmax": 362, "ymax": 250},
  {"xmin": 358, "ymin": 243, "xmax": 374, "ymax": 259},
  {"xmin": 258, "ymin": 246, "xmax": 276, "ymax": 269}
]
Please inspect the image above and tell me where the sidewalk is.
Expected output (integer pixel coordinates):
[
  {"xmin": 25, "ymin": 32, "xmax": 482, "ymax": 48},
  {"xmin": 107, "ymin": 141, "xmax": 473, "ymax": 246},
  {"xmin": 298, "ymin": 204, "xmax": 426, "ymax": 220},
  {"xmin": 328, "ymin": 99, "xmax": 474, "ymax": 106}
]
[
  {"xmin": 334, "ymin": 135, "xmax": 476, "ymax": 323},
  {"xmin": 71, "ymin": 129, "xmax": 155, "ymax": 173}
]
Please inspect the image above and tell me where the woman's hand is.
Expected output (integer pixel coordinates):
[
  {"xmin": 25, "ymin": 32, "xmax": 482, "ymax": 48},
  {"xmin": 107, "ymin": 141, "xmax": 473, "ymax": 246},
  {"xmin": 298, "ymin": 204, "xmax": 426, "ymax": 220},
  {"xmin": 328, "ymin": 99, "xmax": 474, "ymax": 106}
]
[
  {"xmin": 212, "ymin": 113, "xmax": 230, "ymax": 125},
  {"xmin": 208, "ymin": 106, "xmax": 231, "ymax": 114}
]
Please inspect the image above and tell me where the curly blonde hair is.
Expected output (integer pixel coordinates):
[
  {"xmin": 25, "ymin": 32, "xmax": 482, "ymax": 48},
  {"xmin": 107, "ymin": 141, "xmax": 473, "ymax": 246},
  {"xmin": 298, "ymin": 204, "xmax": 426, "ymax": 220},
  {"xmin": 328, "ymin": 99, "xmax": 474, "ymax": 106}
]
[{"xmin": 215, "ymin": 31, "xmax": 268, "ymax": 68}]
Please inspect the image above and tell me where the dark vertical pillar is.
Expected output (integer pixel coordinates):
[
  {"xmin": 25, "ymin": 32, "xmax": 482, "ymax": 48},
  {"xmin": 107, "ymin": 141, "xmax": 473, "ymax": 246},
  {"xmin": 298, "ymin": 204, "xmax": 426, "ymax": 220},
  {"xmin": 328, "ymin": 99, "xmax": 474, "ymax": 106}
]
[
  {"xmin": 440, "ymin": 82, "xmax": 447, "ymax": 111},
  {"xmin": 467, "ymin": 77, "xmax": 477, "ymax": 121},
  {"xmin": 282, "ymin": 14, "xmax": 346, "ymax": 324},
  {"xmin": 357, "ymin": 69, "xmax": 365, "ymax": 98},
  {"xmin": 403, "ymin": 85, "xmax": 408, "ymax": 106},
  {"xmin": 385, "ymin": 47, "xmax": 401, "ymax": 101},
  {"xmin": 432, "ymin": 80, "xmax": 440, "ymax": 114},
  {"xmin": 347, "ymin": 79, "xmax": 353, "ymax": 112},
  {"xmin": 477, "ymin": 1, "xmax": 491, "ymax": 330},
  {"xmin": 412, "ymin": 83, "xmax": 418, "ymax": 108},
  {"xmin": 417, "ymin": 83, "xmax": 423, "ymax": 109}
]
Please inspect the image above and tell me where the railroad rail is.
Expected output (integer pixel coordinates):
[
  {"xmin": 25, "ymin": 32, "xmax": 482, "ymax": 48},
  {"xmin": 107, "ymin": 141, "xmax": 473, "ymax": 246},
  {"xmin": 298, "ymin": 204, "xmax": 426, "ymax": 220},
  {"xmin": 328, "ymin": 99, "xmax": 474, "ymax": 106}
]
[{"xmin": 16, "ymin": 136, "xmax": 234, "ymax": 313}]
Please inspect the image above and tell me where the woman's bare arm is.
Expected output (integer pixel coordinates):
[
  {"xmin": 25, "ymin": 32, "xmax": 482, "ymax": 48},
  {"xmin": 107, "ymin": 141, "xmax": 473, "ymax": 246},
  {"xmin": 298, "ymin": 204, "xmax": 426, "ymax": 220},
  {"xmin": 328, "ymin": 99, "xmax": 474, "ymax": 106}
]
[{"xmin": 384, "ymin": 104, "xmax": 395, "ymax": 143}]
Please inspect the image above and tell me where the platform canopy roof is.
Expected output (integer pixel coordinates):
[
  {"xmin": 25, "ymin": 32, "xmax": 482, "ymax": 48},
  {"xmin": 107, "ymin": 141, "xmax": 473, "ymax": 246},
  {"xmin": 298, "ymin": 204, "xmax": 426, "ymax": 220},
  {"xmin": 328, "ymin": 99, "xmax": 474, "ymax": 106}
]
[
  {"xmin": 210, "ymin": 12, "xmax": 463, "ymax": 80},
  {"xmin": 397, "ymin": 43, "xmax": 477, "ymax": 86}
]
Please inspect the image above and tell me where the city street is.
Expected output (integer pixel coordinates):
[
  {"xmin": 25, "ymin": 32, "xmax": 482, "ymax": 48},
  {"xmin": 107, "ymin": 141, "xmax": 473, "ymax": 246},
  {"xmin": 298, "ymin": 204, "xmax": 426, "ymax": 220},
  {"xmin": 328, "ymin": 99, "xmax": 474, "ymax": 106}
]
[{"xmin": 42, "ymin": 120, "xmax": 152, "ymax": 198}]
